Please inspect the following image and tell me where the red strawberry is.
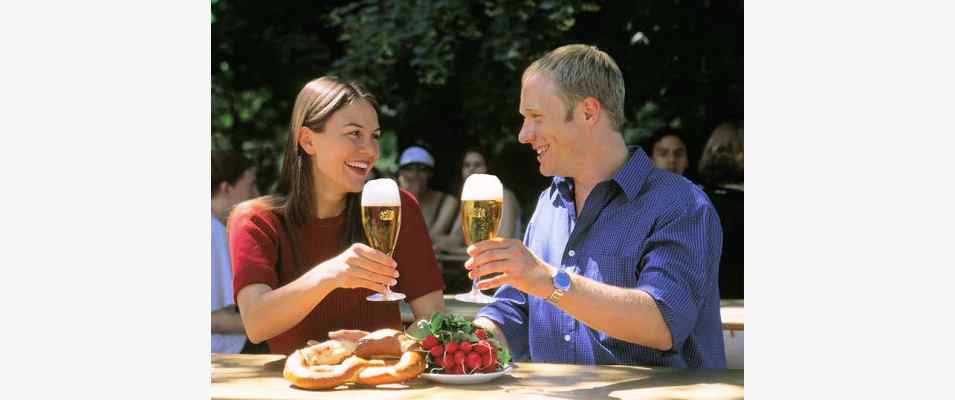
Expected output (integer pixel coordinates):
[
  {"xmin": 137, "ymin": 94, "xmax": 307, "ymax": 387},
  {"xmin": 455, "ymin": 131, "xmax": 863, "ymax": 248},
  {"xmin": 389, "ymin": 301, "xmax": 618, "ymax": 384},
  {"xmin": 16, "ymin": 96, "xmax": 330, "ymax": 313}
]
[
  {"xmin": 475, "ymin": 329, "xmax": 487, "ymax": 340},
  {"xmin": 459, "ymin": 341, "xmax": 473, "ymax": 352},
  {"xmin": 421, "ymin": 335, "xmax": 439, "ymax": 350},
  {"xmin": 465, "ymin": 352, "xmax": 482, "ymax": 370},
  {"xmin": 429, "ymin": 344, "xmax": 444, "ymax": 358},
  {"xmin": 445, "ymin": 341, "xmax": 459, "ymax": 354},
  {"xmin": 454, "ymin": 350, "xmax": 466, "ymax": 364}
]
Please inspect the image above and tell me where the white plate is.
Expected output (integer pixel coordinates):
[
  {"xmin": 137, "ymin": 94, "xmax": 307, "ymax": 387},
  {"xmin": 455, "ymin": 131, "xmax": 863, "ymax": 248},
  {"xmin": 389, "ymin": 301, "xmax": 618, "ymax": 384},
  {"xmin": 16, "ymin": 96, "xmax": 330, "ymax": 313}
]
[{"xmin": 419, "ymin": 364, "xmax": 513, "ymax": 385}]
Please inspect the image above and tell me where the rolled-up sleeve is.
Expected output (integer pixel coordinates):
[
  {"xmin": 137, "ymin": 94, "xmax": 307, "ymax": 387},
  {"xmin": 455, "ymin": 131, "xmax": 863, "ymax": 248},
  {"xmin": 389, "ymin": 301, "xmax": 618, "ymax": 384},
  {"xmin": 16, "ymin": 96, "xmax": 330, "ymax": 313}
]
[
  {"xmin": 476, "ymin": 285, "xmax": 530, "ymax": 361},
  {"xmin": 636, "ymin": 199, "xmax": 722, "ymax": 353},
  {"xmin": 228, "ymin": 204, "xmax": 281, "ymax": 304}
]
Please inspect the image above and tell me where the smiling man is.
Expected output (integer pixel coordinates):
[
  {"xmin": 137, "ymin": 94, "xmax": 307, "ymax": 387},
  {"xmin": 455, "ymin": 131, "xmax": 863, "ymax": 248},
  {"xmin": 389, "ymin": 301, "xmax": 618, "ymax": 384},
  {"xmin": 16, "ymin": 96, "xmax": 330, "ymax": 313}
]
[{"xmin": 469, "ymin": 44, "xmax": 726, "ymax": 368}]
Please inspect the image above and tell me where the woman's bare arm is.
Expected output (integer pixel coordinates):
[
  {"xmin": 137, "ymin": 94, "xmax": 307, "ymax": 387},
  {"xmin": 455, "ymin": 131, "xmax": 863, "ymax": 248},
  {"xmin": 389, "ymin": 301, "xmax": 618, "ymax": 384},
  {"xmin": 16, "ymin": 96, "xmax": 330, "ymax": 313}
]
[
  {"xmin": 499, "ymin": 188, "xmax": 519, "ymax": 239},
  {"xmin": 236, "ymin": 244, "xmax": 399, "ymax": 343},
  {"xmin": 429, "ymin": 192, "xmax": 459, "ymax": 238},
  {"xmin": 407, "ymin": 290, "xmax": 446, "ymax": 321}
]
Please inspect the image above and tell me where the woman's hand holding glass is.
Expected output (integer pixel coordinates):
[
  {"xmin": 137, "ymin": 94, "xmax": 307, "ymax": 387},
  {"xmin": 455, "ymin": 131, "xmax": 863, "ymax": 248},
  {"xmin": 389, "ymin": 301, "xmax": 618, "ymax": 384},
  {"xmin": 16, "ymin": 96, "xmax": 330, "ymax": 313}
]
[{"xmin": 316, "ymin": 243, "xmax": 399, "ymax": 295}]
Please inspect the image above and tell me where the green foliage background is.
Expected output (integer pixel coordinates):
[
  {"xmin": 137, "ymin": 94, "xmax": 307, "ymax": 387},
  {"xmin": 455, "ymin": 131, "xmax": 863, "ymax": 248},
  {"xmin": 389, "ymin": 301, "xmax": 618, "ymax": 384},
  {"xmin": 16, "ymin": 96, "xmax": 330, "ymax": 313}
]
[{"xmin": 212, "ymin": 0, "xmax": 742, "ymax": 217}]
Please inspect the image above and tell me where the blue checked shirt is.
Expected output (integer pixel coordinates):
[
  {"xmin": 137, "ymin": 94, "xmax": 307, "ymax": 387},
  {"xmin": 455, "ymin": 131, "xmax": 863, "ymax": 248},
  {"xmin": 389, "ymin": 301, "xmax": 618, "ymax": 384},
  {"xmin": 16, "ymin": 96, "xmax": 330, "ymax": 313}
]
[{"xmin": 476, "ymin": 147, "xmax": 726, "ymax": 368}]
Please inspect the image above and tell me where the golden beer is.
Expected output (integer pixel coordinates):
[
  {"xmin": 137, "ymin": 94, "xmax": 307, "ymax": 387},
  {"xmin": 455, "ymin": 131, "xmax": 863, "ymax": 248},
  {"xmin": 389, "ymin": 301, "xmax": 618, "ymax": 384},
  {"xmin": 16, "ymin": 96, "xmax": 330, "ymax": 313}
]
[
  {"xmin": 360, "ymin": 178, "xmax": 406, "ymax": 301},
  {"xmin": 460, "ymin": 199, "xmax": 503, "ymax": 245},
  {"xmin": 456, "ymin": 173, "xmax": 504, "ymax": 303},
  {"xmin": 361, "ymin": 205, "xmax": 401, "ymax": 255}
]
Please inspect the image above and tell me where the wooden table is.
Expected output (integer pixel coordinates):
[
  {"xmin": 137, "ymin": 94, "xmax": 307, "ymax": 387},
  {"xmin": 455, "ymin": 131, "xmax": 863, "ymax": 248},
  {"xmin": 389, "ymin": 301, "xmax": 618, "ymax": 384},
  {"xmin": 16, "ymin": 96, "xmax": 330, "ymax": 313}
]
[
  {"xmin": 212, "ymin": 354, "xmax": 743, "ymax": 399},
  {"xmin": 401, "ymin": 295, "xmax": 744, "ymax": 332}
]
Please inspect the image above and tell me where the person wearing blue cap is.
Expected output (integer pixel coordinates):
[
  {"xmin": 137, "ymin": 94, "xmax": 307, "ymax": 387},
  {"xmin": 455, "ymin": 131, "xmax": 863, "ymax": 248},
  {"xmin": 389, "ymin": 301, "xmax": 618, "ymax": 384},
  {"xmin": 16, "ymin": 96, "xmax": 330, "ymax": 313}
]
[{"xmin": 396, "ymin": 146, "xmax": 459, "ymax": 243}]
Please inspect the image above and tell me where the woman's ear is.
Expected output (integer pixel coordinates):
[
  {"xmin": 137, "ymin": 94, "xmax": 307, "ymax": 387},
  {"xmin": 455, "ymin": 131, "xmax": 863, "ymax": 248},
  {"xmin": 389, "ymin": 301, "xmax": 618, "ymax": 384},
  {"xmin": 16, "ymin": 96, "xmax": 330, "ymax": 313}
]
[{"xmin": 298, "ymin": 126, "xmax": 317, "ymax": 156}]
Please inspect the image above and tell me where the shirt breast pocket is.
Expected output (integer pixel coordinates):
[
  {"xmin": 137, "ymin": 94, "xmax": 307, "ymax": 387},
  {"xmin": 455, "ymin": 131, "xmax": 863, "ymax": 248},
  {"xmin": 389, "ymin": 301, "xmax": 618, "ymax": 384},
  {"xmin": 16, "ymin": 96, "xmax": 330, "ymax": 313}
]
[{"xmin": 582, "ymin": 254, "xmax": 641, "ymax": 289}]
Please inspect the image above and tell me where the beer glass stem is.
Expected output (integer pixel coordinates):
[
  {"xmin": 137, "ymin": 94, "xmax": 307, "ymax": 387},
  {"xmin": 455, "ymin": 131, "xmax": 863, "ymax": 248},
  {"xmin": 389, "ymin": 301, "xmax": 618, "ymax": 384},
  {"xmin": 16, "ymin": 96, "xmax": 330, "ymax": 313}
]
[
  {"xmin": 383, "ymin": 284, "xmax": 395, "ymax": 298},
  {"xmin": 455, "ymin": 263, "xmax": 495, "ymax": 303},
  {"xmin": 383, "ymin": 249, "xmax": 396, "ymax": 297},
  {"xmin": 365, "ymin": 249, "xmax": 405, "ymax": 302},
  {"xmin": 470, "ymin": 276, "xmax": 481, "ymax": 295}
]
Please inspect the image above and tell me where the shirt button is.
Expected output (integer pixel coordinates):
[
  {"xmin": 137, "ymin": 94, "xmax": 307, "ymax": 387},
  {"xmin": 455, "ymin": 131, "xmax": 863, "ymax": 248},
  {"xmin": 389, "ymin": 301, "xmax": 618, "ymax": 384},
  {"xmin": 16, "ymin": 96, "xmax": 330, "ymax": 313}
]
[
  {"xmin": 564, "ymin": 334, "xmax": 571, "ymax": 342},
  {"xmin": 568, "ymin": 250, "xmax": 576, "ymax": 257}
]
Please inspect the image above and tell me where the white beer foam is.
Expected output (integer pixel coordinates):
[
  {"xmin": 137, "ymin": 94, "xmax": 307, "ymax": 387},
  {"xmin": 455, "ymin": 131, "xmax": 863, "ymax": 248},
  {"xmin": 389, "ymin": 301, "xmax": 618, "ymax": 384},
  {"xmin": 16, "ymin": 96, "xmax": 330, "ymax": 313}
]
[
  {"xmin": 362, "ymin": 178, "xmax": 401, "ymax": 206},
  {"xmin": 461, "ymin": 173, "xmax": 503, "ymax": 201}
]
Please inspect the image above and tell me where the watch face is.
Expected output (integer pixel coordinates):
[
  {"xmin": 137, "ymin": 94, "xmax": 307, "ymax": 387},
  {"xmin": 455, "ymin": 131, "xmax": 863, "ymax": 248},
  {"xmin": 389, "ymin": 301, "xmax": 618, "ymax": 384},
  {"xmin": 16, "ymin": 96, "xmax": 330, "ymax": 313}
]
[{"xmin": 554, "ymin": 270, "xmax": 571, "ymax": 290}]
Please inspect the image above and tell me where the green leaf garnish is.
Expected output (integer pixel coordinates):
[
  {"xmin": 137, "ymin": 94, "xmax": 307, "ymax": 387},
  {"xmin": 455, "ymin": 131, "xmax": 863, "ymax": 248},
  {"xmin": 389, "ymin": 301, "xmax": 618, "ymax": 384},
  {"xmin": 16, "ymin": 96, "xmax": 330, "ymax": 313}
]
[{"xmin": 405, "ymin": 319, "xmax": 431, "ymax": 339}]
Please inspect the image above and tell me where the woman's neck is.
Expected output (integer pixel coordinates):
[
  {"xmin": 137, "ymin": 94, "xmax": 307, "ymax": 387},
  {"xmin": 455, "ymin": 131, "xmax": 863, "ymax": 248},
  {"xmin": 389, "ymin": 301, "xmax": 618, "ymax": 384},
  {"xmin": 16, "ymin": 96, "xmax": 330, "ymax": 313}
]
[{"xmin": 314, "ymin": 188, "xmax": 347, "ymax": 219}]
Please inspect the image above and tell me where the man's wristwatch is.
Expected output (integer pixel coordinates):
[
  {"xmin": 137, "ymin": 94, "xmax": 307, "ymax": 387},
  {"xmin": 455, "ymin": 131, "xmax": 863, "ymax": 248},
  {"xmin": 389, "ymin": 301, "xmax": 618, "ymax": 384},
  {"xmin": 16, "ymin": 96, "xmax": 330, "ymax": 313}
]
[{"xmin": 546, "ymin": 268, "xmax": 572, "ymax": 304}]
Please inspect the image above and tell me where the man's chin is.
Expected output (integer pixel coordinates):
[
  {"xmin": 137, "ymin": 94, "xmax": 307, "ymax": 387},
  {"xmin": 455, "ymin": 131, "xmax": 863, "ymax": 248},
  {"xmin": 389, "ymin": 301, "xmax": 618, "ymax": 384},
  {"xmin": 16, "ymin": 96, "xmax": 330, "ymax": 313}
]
[{"xmin": 538, "ymin": 165, "xmax": 555, "ymax": 177}]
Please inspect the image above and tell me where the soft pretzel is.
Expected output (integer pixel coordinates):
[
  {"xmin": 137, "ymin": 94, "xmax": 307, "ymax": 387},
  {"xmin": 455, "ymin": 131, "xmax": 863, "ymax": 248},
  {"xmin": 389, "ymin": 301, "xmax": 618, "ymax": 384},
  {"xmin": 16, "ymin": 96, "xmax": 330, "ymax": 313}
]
[
  {"xmin": 301, "ymin": 339, "xmax": 358, "ymax": 365},
  {"xmin": 283, "ymin": 352, "xmax": 370, "ymax": 390},
  {"xmin": 354, "ymin": 350, "xmax": 426, "ymax": 386},
  {"xmin": 283, "ymin": 328, "xmax": 425, "ymax": 390},
  {"xmin": 354, "ymin": 328, "xmax": 418, "ymax": 358}
]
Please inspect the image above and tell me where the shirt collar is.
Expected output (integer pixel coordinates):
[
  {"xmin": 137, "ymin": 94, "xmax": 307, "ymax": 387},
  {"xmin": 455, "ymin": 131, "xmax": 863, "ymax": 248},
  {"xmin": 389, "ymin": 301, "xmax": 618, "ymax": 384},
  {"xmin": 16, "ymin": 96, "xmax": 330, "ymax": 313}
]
[
  {"xmin": 550, "ymin": 176, "xmax": 574, "ymax": 202},
  {"xmin": 611, "ymin": 146, "xmax": 653, "ymax": 202},
  {"xmin": 549, "ymin": 146, "xmax": 651, "ymax": 202}
]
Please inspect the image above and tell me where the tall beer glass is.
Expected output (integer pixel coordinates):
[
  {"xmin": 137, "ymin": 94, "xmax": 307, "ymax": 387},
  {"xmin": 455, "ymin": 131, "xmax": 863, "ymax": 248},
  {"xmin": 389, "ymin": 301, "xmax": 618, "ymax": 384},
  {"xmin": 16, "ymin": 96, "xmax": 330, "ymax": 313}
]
[
  {"xmin": 361, "ymin": 178, "xmax": 406, "ymax": 301},
  {"xmin": 455, "ymin": 174, "xmax": 503, "ymax": 304}
]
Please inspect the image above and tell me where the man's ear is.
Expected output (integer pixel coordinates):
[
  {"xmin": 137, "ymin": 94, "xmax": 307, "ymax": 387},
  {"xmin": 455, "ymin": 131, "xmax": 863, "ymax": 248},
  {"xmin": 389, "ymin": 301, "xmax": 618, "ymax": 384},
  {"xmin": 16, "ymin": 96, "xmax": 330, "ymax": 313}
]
[
  {"xmin": 579, "ymin": 97, "xmax": 601, "ymax": 127},
  {"xmin": 298, "ymin": 126, "xmax": 317, "ymax": 156}
]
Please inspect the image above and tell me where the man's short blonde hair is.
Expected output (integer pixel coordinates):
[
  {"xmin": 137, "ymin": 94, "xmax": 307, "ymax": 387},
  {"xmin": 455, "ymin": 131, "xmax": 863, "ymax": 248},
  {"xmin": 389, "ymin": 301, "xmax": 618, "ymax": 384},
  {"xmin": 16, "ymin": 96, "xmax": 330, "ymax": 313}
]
[{"xmin": 523, "ymin": 44, "xmax": 626, "ymax": 131}]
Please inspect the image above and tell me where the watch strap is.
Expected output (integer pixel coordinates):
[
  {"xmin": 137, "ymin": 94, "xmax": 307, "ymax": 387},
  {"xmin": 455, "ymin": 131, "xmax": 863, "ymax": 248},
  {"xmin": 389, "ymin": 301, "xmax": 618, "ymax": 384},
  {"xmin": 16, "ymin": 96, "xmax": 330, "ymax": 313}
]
[{"xmin": 546, "ymin": 287, "xmax": 566, "ymax": 304}]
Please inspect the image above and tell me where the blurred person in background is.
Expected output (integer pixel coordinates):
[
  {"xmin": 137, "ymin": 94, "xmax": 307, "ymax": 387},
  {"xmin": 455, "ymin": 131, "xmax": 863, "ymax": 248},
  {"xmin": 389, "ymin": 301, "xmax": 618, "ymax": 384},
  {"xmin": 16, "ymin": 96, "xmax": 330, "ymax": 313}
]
[
  {"xmin": 698, "ymin": 122, "xmax": 744, "ymax": 299},
  {"xmin": 433, "ymin": 147, "xmax": 522, "ymax": 255},
  {"xmin": 641, "ymin": 127, "xmax": 690, "ymax": 176},
  {"xmin": 228, "ymin": 77, "xmax": 445, "ymax": 355},
  {"xmin": 396, "ymin": 145, "xmax": 459, "ymax": 242},
  {"xmin": 212, "ymin": 150, "xmax": 259, "ymax": 353}
]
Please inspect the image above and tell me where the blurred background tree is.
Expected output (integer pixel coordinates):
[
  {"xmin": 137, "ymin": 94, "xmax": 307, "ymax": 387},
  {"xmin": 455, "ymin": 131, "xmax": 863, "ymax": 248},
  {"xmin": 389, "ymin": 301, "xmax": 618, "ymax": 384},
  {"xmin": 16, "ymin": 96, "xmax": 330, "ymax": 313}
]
[{"xmin": 212, "ymin": 0, "xmax": 742, "ymax": 219}]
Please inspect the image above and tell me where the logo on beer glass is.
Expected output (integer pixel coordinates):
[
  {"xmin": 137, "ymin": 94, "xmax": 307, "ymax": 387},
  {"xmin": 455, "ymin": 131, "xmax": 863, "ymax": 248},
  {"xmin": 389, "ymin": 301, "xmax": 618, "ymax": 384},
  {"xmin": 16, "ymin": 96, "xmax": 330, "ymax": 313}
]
[{"xmin": 472, "ymin": 207, "xmax": 486, "ymax": 220}]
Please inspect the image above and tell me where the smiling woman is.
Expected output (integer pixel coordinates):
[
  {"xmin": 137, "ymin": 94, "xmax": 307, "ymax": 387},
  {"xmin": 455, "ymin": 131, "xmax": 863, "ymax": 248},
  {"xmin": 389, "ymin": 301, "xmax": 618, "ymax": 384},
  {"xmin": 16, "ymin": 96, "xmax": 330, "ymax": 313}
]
[{"xmin": 225, "ymin": 76, "xmax": 446, "ymax": 356}]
